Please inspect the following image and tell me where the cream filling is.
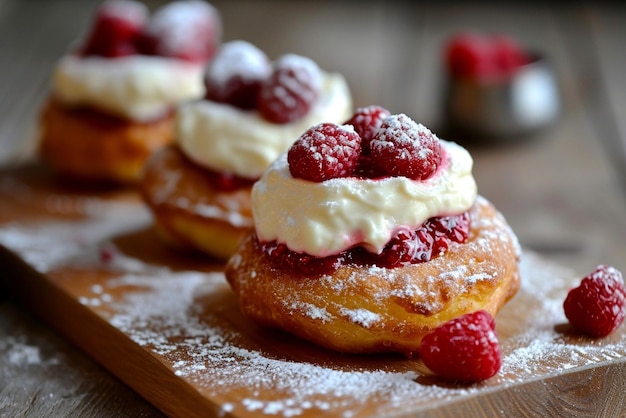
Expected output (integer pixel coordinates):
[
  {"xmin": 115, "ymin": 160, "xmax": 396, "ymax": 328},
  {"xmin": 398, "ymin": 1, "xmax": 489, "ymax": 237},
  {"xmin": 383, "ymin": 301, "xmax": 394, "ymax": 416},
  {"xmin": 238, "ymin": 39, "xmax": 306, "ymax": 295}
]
[
  {"xmin": 175, "ymin": 72, "xmax": 352, "ymax": 179},
  {"xmin": 252, "ymin": 140, "xmax": 477, "ymax": 257},
  {"xmin": 51, "ymin": 54, "xmax": 205, "ymax": 121}
]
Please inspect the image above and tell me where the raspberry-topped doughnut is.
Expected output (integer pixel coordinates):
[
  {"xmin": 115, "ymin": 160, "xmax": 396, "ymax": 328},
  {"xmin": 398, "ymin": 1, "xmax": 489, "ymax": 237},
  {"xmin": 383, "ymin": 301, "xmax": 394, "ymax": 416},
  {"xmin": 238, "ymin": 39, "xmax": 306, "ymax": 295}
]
[
  {"xmin": 139, "ymin": 40, "xmax": 352, "ymax": 259},
  {"xmin": 39, "ymin": 0, "xmax": 221, "ymax": 183},
  {"xmin": 225, "ymin": 108, "xmax": 521, "ymax": 355}
]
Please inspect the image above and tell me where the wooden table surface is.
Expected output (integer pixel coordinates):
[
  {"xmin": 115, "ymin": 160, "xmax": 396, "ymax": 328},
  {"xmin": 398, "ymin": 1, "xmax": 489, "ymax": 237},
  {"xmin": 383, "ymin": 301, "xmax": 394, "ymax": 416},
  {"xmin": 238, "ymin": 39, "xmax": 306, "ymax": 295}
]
[{"xmin": 1, "ymin": 1, "xmax": 625, "ymax": 417}]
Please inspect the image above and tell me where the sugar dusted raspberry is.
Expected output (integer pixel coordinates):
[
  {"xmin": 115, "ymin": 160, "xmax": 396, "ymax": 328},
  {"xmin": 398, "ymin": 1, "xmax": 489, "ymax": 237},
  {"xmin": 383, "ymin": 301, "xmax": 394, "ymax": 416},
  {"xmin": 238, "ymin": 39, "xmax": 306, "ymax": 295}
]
[
  {"xmin": 370, "ymin": 114, "xmax": 442, "ymax": 181},
  {"xmin": 563, "ymin": 265, "xmax": 626, "ymax": 337},
  {"xmin": 81, "ymin": 0, "xmax": 148, "ymax": 57},
  {"xmin": 375, "ymin": 229, "xmax": 433, "ymax": 268},
  {"xmin": 429, "ymin": 212, "xmax": 471, "ymax": 244},
  {"xmin": 205, "ymin": 41, "xmax": 271, "ymax": 109},
  {"xmin": 288, "ymin": 123, "xmax": 361, "ymax": 182},
  {"xmin": 258, "ymin": 54, "xmax": 322, "ymax": 124},
  {"xmin": 420, "ymin": 310, "xmax": 501, "ymax": 382},
  {"xmin": 344, "ymin": 106, "xmax": 391, "ymax": 154},
  {"xmin": 139, "ymin": 0, "xmax": 221, "ymax": 62}
]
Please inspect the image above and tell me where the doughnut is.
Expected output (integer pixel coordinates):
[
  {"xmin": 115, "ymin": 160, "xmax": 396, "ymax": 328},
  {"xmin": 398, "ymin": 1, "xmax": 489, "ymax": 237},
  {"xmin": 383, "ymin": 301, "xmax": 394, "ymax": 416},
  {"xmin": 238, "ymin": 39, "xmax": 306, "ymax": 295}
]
[
  {"xmin": 39, "ymin": 99, "xmax": 174, "ymax": 184},
  {"xmin": 224, "ymin": 109, "xmax": 521, "ymax": 355},
  {"xmin": 139, "ymin": 40, "xmax": 353, "ymax": 259},
  {"xmin": 37, "ymin": 1, "xmax": 221, "ymax": 184},
  {"xmin": 225, "ymin": 196, "xmax": 520, "ymax": 355},
  {"xmin": 139, "ymin": 146, "xmax": 253, "ymax": 260}
]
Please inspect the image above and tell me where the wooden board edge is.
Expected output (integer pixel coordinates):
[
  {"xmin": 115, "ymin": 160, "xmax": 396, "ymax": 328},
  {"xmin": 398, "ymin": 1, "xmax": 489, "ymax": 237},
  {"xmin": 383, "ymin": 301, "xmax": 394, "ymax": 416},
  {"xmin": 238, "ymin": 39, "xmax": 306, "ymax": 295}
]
[{"xmin": 0, "ymin": 245, "xmax": 232, "ymax": 418}]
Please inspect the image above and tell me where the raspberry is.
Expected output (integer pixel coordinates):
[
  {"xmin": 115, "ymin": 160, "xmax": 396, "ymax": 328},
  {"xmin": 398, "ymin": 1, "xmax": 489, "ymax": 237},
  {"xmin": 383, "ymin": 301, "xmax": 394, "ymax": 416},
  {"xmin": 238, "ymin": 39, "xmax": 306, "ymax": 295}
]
[
  {"xmin": 258, "ymin": 54, "xmax": 322, "ymax": 123},
  {"xmin": 81, "ymin": 0, "xmax": 148, "ymax": 58},
  {"xmin": 287, "ymin": 123, "xmax": 361, "ymax": 182},
  {"xmin": 445, "ymin": 32, "xmax": 497, "ymax": 80},
  {"xmin": 420, "ymin": 310, "xmax": 501, "ymax": 382},
  {"xmin": 563, "ymin": 265, "xmax": 626, "ymax": 337},
  {"xmin": 139, "ymin": 0, "xmax": 221, "ymax": 62},
  {"xmin": 491, "ymin": 34, "xmax": 529, "ymax": 76},
  {"xmin": 344, "ymin": 106, "xmax": 391, "ymax": 154},
  {"xmin": 205, "ymin": 40, "xmax": 271, "ymax": 109},
  {"xmin": 374, "ymin": 228, "xmax": 433, "ymax": 268},
  {"xmin": 262, "ymin": 241, "xmax": 345, "ymax": 276},
  {"xmin": 445, "ymin": 32, "xmax": 529, "ymax": 81},
  {"xmin": 370, "ymin": 114, "xmax": 442, "ymax": 181},
  {"xmin": 429, "ymin": 212, "xmax": 471, "ymax": 246}
]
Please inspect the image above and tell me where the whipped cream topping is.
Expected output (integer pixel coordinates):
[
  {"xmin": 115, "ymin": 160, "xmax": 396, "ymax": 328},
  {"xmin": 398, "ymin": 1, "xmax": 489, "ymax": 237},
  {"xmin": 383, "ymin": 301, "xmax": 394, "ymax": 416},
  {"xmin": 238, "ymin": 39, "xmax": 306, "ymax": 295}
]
[
  {"xmin": 252, "ymin": 140, "xmax": 477, "ymax": 257},
  {"xmin": 176, "ymin": 72, "xmax": 352, "ymax": 179},
  {"xmin": 52, "ymin": 54, "xmax": 205, "ymax": 121}
]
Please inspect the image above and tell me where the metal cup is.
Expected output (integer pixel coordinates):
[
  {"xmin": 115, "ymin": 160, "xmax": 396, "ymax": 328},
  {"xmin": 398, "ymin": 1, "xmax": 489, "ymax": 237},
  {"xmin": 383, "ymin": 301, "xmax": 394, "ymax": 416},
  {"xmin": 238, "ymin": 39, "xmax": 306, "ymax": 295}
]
[{"xmin": 442, "ymin": 54, "xmax": 560, "ymax": 141}]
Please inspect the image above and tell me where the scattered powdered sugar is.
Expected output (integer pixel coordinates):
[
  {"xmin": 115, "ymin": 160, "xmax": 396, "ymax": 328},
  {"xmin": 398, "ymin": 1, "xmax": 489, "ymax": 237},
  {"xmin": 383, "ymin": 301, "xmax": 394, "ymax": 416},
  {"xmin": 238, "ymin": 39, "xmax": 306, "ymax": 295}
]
[
  {"xmin": 99, "ymin": 263, "xmax": 479, "ymax": 416},
  {"xmin": 0, "ymin": 205, "xmax": 150, "ymax": 273},
  {"xmin": 0, "ymin": 336, "xmax": 60, "ymax": 368},
  {"xmin": 3, "ymin": 201, "xmax": 625, "ymax": 416},
  {"xmin": 173, "ymin": 196, "xmax": 252, "ymax": 227},
  {"xmin": 4, "ymin": 340, "xmax": 42, "ymax": 366},
  {"xmin": 92, "ymin": 248, "xmax": 625, "ymax": 417}
]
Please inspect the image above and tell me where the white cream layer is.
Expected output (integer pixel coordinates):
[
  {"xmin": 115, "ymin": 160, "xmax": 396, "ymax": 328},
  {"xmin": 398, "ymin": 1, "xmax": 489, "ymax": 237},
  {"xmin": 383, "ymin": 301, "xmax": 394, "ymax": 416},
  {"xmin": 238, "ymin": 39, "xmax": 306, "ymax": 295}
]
[
  {"xmin": 52, "ymin": 54, "xmax": 205, "ymax": 121},
  {"xmin": 252, "ymin": 140, "xmax": 477, "ymax": 257},
  {"xmin": 175, "ymin": 72, "xmax": 352, "ymax": 179}
]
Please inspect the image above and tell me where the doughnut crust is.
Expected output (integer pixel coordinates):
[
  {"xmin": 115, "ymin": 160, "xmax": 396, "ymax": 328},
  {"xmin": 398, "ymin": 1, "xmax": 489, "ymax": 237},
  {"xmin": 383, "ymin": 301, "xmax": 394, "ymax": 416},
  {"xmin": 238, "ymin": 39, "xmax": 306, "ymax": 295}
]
[
  {"xmin": 139, "ymin": 146, "xmax": 254, "ymax": 260},
  {"xmin": 39, "ymin": 99, "xmax": 174, "ymax": 184},
  {"xmin": 225, "ymin": 196, "xmax": 521, "ymax": 355}
]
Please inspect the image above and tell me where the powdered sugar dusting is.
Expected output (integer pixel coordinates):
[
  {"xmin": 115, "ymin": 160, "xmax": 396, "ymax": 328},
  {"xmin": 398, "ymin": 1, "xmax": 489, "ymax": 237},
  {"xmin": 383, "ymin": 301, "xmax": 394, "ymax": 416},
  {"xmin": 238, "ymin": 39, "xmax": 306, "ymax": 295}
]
[
  {"xmin": 206, "ymin": 40, "xmax": 271, "ymax": 87},
  {"xmin": 3, "ymin": 199, "xmax": 626, "ymax": 416},
  {"xmin": 99, "ymin": 0, "xmax": 148, "ymax": 26},
  {"xmin": 0, "ymin": 203, "xmax": 149, "ymax": 273},
  {"xmin": 339, "ymin": 307, "xmax": 381, "ymax": 328},
  {"xmin": 90, "ymin": 250, "xmax": 625, "ymax": 416}
]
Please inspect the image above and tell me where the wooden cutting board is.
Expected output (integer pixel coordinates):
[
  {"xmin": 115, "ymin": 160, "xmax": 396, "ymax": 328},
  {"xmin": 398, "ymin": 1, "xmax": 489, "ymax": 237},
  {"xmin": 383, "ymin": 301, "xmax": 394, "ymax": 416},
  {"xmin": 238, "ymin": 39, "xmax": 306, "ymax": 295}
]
[{"xmin": 2, "ymin": 163, "xmax": 626, "ymax": 418}]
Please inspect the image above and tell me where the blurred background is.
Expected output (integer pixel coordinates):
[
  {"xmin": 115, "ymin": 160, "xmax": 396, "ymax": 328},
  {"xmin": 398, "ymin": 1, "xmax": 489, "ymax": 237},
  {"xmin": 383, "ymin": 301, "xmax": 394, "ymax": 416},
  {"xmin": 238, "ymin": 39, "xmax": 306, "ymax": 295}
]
[
  {"xmin": 1, "ymin": 0, "xmax": 624, "ymax": 273},
  {"xmin": 1, "ymin": 1, "xmax": 625, "ymax": 416}
]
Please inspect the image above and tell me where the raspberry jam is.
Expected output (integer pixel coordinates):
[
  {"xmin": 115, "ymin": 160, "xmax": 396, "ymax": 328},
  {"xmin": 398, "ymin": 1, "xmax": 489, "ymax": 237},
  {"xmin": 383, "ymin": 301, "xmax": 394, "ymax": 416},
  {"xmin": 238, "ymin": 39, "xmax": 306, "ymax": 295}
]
[
  {"xmin": 260, "ymin": 211, "xmax": 471, "ymax": 276},
  {"xmin": 201, "ymin": 165, "xmax": 257, "ymax": 192}
]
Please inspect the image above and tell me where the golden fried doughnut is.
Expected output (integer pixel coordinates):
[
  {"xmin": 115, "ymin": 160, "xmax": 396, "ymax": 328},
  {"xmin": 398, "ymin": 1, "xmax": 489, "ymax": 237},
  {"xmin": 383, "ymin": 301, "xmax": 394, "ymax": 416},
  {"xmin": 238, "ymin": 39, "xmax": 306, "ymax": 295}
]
[
  {"xmin": 39, "ymin": 99, "xmax": 174, "ymax": 184},
  {"xmin": 225, "ymin": 196, "xmax": 520, "ymax": 355},
  {"xmin": 139, "ymin": 146, "xmax": 254, "ymax": 260}
]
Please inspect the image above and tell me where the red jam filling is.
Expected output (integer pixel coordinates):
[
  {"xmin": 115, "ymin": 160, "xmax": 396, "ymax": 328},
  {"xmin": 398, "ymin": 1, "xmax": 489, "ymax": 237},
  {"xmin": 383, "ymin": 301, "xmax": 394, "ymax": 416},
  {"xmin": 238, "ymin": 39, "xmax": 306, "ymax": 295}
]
[
  {"xmin": 259, "ymin": 211, "xmax": 471, "ymax": 276},
  {"xmin": 204, "ymin": 169, "xmax": 258, "ymax": 192},
  {"xmin": 59, "ymin": 101, "xmax": 173, "ymax": 127}
]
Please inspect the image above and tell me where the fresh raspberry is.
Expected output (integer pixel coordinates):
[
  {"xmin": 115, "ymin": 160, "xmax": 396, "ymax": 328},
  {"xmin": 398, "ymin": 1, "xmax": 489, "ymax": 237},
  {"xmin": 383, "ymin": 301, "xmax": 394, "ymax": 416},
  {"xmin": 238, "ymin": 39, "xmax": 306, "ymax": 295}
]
[
  {"xmin": 80, "ymin": 0, "xmax": 148, "ymax": 58},
  {"xmin": 205, "ymin": 41, "xmax": 271, "ymax": 109},
  {"xmin": 344, "ymin": 106, "xmax": 391, "ymax": 154},
  {"xmin": 370, "ymin": 114, "xmax": 442, "ymax": 181},
  {"xmin": 491, "ymin": 34, "xmax": 529, "ymax": 76},
  {"xmin": 258, "ymin": 54, "xmax": 322, "ymax": 124},
  {"xmin": 138, "ymin": 0, "xmax": 221, "ymax": 62},
  {"xmin": 429, "ymin": 211, "xmax": 471, "ymax": 254},
  {"xmin": 445, "ymin": 32, "xmax": 497, "ymax": 80},
  {"xmin": 262, "ymin": 241, "xmax": 345, "ymax": 276},
  {"xmin": 445, "ymin": 32, "xmax": 529, "ymax": 81},
  {"xmin": 374, "ymin": 229, "xmax": 433, "ymax": 268},
  {"xmin": 287, "ymin": 123, "xmax": 361, "ymax": 182},
  {"xmin": 563, "ymin": 265, "xmax": 626, "ymax": 337},
  {"xmin": 420, "ymin": 310, "xmax": 501, "ymax": 382}
]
